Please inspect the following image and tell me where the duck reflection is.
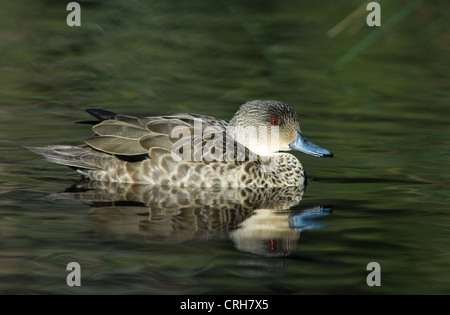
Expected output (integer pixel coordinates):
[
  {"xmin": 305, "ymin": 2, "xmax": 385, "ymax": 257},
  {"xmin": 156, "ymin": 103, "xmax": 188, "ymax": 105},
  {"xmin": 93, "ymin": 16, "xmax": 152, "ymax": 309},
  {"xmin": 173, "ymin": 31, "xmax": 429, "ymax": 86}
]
[{"xmin": 49, "ymin": 181, "xmax": 331, "ymax": 257}]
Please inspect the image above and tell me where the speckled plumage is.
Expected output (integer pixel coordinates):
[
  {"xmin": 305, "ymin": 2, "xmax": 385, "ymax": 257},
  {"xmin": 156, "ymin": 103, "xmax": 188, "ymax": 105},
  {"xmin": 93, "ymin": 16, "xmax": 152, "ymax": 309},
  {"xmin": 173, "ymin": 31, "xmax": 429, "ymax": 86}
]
[{"xmin": 27, "ymin": 100, "xmax": 332, "ymax": 188}]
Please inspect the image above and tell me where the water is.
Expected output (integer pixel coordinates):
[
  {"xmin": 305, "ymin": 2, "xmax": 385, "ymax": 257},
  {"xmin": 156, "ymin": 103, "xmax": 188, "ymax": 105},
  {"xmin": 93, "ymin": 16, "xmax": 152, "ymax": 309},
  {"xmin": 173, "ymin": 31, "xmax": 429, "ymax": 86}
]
[{"xmin": 0, "ymin": 0, "xmax": 449, "ymax": 294}]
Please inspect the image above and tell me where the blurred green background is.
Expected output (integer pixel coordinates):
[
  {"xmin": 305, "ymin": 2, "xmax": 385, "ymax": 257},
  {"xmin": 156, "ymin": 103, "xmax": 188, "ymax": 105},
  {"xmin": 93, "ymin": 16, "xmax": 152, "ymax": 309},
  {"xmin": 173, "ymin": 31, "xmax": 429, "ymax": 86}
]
[{"xmin": 0, "ymin": 0, "xmax": 448, "ymax": 294}]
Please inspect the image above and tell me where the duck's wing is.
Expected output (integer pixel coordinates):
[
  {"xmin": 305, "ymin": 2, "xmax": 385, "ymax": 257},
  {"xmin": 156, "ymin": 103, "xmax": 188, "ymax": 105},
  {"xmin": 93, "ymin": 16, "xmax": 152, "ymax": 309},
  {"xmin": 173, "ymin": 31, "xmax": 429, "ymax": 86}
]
[
  {"xmin": 85, "ymin": 110, "xmax": 256, "ymax": 164},
  {"xmin": 84, "ymin": 111, "xmax": 193, "ymax": 157}
]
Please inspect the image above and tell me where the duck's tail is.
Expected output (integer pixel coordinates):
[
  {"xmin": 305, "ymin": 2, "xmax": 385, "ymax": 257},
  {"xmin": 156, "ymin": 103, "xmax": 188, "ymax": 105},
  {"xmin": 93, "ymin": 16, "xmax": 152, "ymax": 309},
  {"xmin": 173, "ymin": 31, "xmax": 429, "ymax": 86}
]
[{"xmin": 25, "ymin": 145, "xmax": 104, "ymax": 175}]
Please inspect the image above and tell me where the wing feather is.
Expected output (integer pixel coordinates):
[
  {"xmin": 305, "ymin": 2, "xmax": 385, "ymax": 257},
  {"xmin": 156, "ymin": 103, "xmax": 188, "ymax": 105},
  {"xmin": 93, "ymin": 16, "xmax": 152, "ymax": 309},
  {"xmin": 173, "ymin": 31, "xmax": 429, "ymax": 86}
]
[{"xmin": 85, "ymin": 136, "xmax": 148, "ymax": 155}]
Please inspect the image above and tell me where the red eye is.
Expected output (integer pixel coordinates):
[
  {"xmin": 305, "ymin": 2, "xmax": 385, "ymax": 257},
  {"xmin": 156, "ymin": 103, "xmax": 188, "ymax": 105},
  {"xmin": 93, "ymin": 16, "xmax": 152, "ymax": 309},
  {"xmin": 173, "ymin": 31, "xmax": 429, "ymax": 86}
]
[{"xmin": 270, "ymin": 118, "xmax": 278, "ymax": 126}]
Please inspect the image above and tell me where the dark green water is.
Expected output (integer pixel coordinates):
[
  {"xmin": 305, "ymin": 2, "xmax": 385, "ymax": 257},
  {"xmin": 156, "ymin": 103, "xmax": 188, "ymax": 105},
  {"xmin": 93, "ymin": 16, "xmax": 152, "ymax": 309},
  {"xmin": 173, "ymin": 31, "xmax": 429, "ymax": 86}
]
[{"xmin": 0, "ymin": 0, "xmax": 449, "ymax": 294}]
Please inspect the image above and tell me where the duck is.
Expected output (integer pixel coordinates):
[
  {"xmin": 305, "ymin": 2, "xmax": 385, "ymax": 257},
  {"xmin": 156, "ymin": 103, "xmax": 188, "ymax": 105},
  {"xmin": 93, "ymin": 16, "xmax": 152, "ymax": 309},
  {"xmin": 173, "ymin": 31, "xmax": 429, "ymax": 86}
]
[{"xmin": 27, "ymin": 100, "xmax": 333, "ymax": 187}]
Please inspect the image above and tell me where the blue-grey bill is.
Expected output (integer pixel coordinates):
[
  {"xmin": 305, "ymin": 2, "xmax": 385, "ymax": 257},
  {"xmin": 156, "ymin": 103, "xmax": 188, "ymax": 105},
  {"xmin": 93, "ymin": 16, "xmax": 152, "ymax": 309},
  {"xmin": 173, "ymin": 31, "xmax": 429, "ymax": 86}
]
[{"xmin": 289, "ymin": 132, "xmax": 333, "ymax": 158}]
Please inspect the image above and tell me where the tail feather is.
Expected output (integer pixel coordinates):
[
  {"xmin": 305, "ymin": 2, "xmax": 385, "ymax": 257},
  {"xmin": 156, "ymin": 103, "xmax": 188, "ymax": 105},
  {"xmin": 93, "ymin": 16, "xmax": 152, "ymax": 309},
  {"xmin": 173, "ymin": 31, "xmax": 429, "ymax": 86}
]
[{"xmin": 25, "ymin": 145, "xmax": 102, "ymax": 171}]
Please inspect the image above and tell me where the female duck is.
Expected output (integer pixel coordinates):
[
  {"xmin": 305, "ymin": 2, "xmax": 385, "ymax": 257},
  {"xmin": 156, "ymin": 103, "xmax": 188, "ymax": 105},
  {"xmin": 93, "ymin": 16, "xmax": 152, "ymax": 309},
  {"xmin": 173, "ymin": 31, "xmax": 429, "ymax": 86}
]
[{"xmin": 27, "ymin": 100, "xmax": 332, "ymax": 187}]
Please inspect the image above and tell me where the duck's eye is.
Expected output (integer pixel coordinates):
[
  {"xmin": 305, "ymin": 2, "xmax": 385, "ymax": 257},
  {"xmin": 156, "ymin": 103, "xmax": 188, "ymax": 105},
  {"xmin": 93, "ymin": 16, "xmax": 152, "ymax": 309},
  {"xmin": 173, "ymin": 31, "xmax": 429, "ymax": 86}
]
[{"xmin": 270, "ymin": 118, "xmax": 279, "ymax": 126}]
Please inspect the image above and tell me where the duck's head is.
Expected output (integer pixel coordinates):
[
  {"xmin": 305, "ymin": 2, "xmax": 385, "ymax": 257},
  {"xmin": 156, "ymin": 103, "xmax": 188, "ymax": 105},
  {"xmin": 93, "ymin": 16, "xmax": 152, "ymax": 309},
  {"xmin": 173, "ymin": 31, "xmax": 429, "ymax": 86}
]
[{"xmin": 229, "ymin": 100, "xmax": 333, "ymax": 158}]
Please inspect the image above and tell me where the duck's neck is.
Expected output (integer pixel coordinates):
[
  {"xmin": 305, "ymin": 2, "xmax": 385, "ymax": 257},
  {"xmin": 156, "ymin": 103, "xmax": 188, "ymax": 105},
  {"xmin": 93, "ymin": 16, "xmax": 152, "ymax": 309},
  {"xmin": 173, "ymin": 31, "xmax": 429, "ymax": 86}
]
[{"xmin": 228, "ymin": 124, "xmax": 281, "ymax": 157}]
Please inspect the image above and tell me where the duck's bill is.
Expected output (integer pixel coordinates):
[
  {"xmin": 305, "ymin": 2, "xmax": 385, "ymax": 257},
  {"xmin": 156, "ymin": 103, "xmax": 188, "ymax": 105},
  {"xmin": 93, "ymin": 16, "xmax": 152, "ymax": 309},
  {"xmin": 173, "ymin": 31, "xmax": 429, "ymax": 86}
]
[{"xmin": 289, "ymin": 132, "xmax": 333, "ymax": 158}]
